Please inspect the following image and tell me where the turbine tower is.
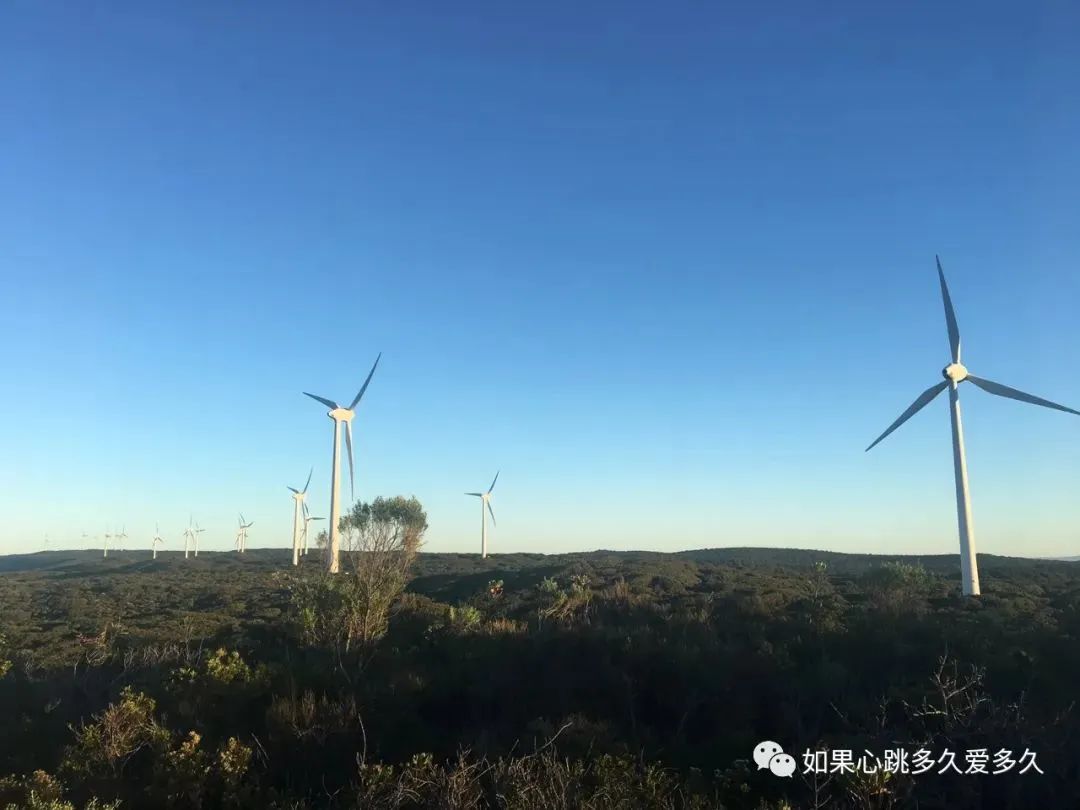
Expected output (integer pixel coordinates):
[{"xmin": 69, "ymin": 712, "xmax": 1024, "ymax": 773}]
[
  {"xmin": 867, "ymin": 257, "xmax": 1080, "ymax": 596},
  {"xmin": 466, "ymin": 471, "xmax": 499, "ymax": 558},
  {"xmin": 103, "ymin": 529, "xmax": 112, "ymax": 559},
  {"xmin": 303, "ymin": 353, "xmax": 381, "ymax": 574},
  {"xmin": 116, "ymin": 526, "xmax": 128, "ymax": 551},
  {"xmin": 182, "ymin": 516, "xmax": 196, "ymax": 559},
  {"xmin": 301, "ymin": 506, "xmax": 325, "ymax": 556},
  {"xmin": 236, "ymin": 514, "xmax": 254, "ymax": 553},
  {"xmin": 193, "ymin": 522, "xmax": 205, "ymax": 557},
  {"xmin": 287, "ymin": 469, "xmax": 313, "ymax": 567},
  {"xmin": 152, "ymin": 524, "xmax": 164, "ymax": 559}
]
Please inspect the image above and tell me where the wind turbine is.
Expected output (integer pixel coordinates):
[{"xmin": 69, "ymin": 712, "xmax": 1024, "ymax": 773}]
[
  {"xmin": 466, "ymin": 471, "xmax": 499, "ymax": 558},
  {"xmin": 236, "ymin": 514, "xmax": 254, "ymax": 553},
  {"xmin": 303, "ymin": 353, "xmax": 381, "ymax": 574},
  {"xmin": 152, "ymin": 524, "xmax": 164, "ymax": 559},
  {"xmin": 182, "ymin": 517, "xmax": 195, "ymax": 559},
  {"xmin": 116, "ymin": 526, "xmax": 128, "ymax": 552},
  {"xmin": 288, "ymin": 469, "xmax": 313, "ymax": 567},
  {"xmin": 301, "ymin": 505, "xmax": 325, "ymax": 556},
  {"xmin": 193, "ymin": 522, "xmax": 205, "ymax": 557},
  {"xmin": 103, "ymin": 529, "xmax": 112, "ymax": 559},
  {"xmin": 866, "ymin": 257, "xmax": 1080, "ymax": 596}
]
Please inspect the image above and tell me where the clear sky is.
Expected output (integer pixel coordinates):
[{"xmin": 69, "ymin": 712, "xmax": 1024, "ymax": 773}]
[{"xmin": 2, "ymin": 1, "xmax": 1079, "ymax": 558}]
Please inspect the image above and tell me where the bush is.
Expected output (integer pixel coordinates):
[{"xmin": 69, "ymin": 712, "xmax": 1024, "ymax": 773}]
[
  {"xmin": 294, "ymin": 496, "xmax": 428, "ymax": 656},
  {"xmin": 62, "ymin": 687, "xmax": 170, "ymax": 779}
]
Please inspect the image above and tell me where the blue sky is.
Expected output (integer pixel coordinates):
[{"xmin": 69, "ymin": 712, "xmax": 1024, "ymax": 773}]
[{"xmin": 2, "ymin": 1, "xmax": 1079, "ymax": 557}]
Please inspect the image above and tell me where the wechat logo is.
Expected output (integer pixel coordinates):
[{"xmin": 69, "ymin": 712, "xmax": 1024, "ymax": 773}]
[{"xmin": 754, "ymin": 740, "xmax": 797, "ymax": 777}]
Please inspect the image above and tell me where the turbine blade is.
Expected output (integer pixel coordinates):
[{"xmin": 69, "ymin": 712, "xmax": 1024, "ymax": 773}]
[
  {"xmin": 967, "ymin": 376, "xmax": 1080, "ymax": 417},
  {"xmin": 303, "ymin": 466, "xmax": 313, "ymax": 494},
  {"xmin": 345, "ymin": 419, "xmax": 355, "ymax": 501},
  {"xmin": 936, "ymin": 256, "xmax": 961, "ymax": 363},
  {"xmin": 304, "ymin": 392, "xmax": 339, "ymax": 410},
  {"xmin": 349, "ymin": 353, "xmax": 382, "ymax": 410},
  {"xmin": 486, "ymin": 500, "xmax": 497, "ymax": 527},
  {"xmin": 465, "ymin": 492, "xmax": 482, "ymax": 497},
  {"xmin": 302, "ymin": 500, "xmax": 310, "ymax": 520},
  {"xmin": 487, "ymin": 470, "xmax": 500, "ymax": 494},
  {"xmin": 287, "ymin": 486, "xmax": 299, "ymax": 494},
  {"xmin": 865, "ymin": 381, "xmax": 949, "ymax": 452}
]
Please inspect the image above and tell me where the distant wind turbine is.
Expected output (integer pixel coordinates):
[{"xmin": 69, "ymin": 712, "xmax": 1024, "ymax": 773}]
[
  {"xmin": 866, "ymin": 257, "xmax": 1080, "ymax": 596},
  {"xmin": 288, "ymin": 468, "xmax": 313, "ymax": 567},
  {"xmin": 152, "ymin": 524, "xmax": 164, "ymax": 559},
  {"xmin": 303, "ymin": 353, "xmax": 381, "ymax": 574},
  {"xmin": 236, "ymin": 514, "xmax": 254, "ymax": 553},
  {"xmin": 193, "ymin": 522, "xmax": 205, "ymax": 557},
  {"xmin": 182, "ymin": 516, "xmax": 196, "ymax": 559},
  {"xmin": 116, "ymin": 526, "xmax": 128, "ymax": 551},
  {"xmin": 301, "ymin": 505, "xmax": 325, "ymax": 556},
  {"xmin": 103, "ymin": 529, "xmax": 112, "ymax": 559},
  {"xmin": 466, "ymin": 471, "xmax": 499, "ymax": 558}
]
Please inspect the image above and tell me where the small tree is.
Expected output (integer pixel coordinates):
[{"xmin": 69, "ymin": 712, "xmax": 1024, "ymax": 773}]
[
  {"xmin": 294, "ymin": 496, "xmax": 428, "ymax": 659},
  {"xmin": 338, "ymin": 496, "xmax": 427, "ymax": 650}
]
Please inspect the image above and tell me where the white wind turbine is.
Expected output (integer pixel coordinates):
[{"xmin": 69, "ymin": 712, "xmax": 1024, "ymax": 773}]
[
  {"xmin": 303, "ymin": 353, "xmax": 381, "ymax": 574},
  {"xmin": 103, "ymin": 529, "xmax": 112, "ymax": 558},
  {"xmin": 236, "ymin": 514, "xmax": 254, "ymax": 553},
  {"xmin": 116, "ymin": 526, "xmax": 128, "ymax": 551},
  {"xmin": 301, "ymin": 506, "xmax": 325, "ymax": 556},
  {"xmin": 152, "ymin": 524, "xmax": 164, "ymax": 559},
  {"xmin": 466, "ymin": 471, "xmax": 499, "ymax": 558},
  {"xmin": 193, "ymin": 522, "xmax": 205, "ymax": 556},
  {"xmin": 182, "ymin": 517, "xmax": 196, "ymax": 559},
  {"xmin": 867, "ymin": 257, "xmax": 1080, "ymax": 596},
  {"xmin": 287, "ymin": 469, "xmax": 313, "ymax": 567}
]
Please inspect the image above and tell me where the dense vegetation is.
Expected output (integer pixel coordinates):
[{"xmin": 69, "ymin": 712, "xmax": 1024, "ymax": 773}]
[{"xmin": 1, "ymin": 507, "xmax": 1079, "ymax": 808}]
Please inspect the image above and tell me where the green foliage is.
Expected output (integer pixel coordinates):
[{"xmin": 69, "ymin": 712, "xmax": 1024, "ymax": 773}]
[
  {"xmin": 0, "ymin": 770, "xmax": 120, "ymax": 810},
  {"xmin": 203, "ymin": 648, "xmax": 257, "ymax": 685},
  {"xmin": 537, "ymin": 574, "xmax": 594, "ymax": 628},
  {"xmin": 294, "ymin": 495, "xmax": 428, "ymax": 656},
  {"xmin": 0, "ymin": 633, "xmax": 11, "ymax": 680},
  {"xmin": 340, "ymin": 495, "xmax": 429, "ymax": 551},
  {"xmin": 448, "ymin": 604, "xmax": 482, "ymax": 632},
  {"xmin": 266, "ymin": 691, "xmax": 359, "ymax": 742},
  {"xmin": 62, "ymin": 687, "xmax": 170, "ymax": 779},
  {"xmin": 2, "ymin": 547, "xmax": 1080, "ymax": 807},
  {"xmin": 863, "ymin": 561, "xmax": 940, "ymax": 613}
]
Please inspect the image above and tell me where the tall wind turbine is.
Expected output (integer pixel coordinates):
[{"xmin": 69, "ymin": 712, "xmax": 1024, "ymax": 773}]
[
  {"xmin": 152, "ymin": 524, "xmax": 164, "ymax": 559},
  {"xmin": 182, "ymin": 516, "xmax": 197, "ymax": 559},
  {"xmin": 867, "ymin": 257, "xmax": 1080, "ymax": 596},
  {"xmin": 303, "ymin": 353, "xmax": 381, "ymax": 574},
  {"xmin": 236, "ymin": 514, "xmax": 254, "ymax": 553},
  {"xmin": 116, "ymin": 526, "xmax": 128, "ymax": 552},
  {"xmin": 288, "ymin": 468, "xmax": 313, "ymax": 567},
  {"xmin": 466, "ymin": 471, "xmax": 499, "ymax": 558},
  {"xmin": 301, "ymin": 506, "xmax": 325, "ymax": 556},
  {"xmin": 193, "ymin": 522, "xmax": 205, "ymax": 557},
  {"xmin": 103, "ymin": 529, "xmax": 112, "ymax": 559}
]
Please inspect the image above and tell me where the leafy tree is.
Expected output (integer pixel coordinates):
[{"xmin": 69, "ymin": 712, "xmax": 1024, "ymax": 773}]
[{"xmin": 295, "ymin": 496, "xmax": 428, "ymax": 658}]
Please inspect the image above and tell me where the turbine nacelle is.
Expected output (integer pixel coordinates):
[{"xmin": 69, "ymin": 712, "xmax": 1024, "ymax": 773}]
[
  {"xmin": 329, "ymin": 407, "xmax": 355, "ymax": 423},
  {"xmin": 943, "ymin": 362, "xmax": 969, "ymax": 384}
]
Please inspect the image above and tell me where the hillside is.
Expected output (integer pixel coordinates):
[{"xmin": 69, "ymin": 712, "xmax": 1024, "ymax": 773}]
[{"xmin": 1, "ymin": 547, "xmax": 1079, "ymax": 808}]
